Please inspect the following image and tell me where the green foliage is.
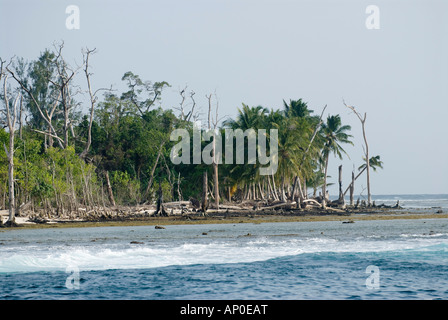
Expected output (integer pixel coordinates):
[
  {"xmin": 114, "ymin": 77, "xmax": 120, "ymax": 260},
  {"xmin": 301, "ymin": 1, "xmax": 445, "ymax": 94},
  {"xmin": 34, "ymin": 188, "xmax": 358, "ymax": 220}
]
[
  {"xmin": 358, "ymin": 155, "xmax": 384, "ymax": 172},
  {"xmin": 2, "ymin": 49, "xmax": 377, "ymax": 210},
  {"xmin": 321, "ymin": 114, "xmax": 353, "ymax": 160},
  {"xmin": 109, "ymin": 170, "xmax": 141, "ymax": 205}
]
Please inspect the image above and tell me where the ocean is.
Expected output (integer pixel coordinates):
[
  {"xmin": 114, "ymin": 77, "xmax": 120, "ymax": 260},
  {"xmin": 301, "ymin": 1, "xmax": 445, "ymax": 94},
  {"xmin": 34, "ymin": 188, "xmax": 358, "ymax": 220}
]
[{"xmin": 0, "ymin": 194, "xmax": 447, "ymax": 300}]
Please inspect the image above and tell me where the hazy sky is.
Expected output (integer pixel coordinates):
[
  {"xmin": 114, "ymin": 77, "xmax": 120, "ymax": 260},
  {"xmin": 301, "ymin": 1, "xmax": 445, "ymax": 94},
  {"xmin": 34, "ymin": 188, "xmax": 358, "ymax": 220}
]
[{"xmin": 1, "ymin": 0, "xmax": 447, "ymax": 195}]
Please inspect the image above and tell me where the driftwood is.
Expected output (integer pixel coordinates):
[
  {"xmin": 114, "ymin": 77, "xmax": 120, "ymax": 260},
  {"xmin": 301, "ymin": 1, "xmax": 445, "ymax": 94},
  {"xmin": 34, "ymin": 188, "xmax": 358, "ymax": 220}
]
[
  {"xmin": 217, "ymin": 204, "xmax": 249, "ymax": 210},
  {"xmin": 261, "ymin": 201, "xmax": 297, "ymax": 210},
  {"xmin": 163, "ymin": 201, "xmax": 191, "ymax": 208},
  {"xmin": 325, "ymin": 207, "xmax": 346, "ymax": 213},
  {"xmin": 302, "ymin": 199, "xmax": 321, "ymax": 207}
]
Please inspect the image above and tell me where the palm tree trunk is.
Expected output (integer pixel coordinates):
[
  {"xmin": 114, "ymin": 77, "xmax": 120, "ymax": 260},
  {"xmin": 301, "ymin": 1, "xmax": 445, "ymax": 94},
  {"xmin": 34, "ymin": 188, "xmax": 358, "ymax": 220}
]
[
  {"xmin": 321, "ymin": 153, "xmax": 330, "ymax": 209},
  {"xmin": 266, "ymin": 176, "xmax": 273, "ymax": 200},
  {"xmin": 271, "ymin": 175, "xmax": 279, "ymax": 200},
  {"xmin": 258, "ymin": 182, "xmax": 265, "ymax": 200},
  {"xmin": 280, "ymin": 176, "xmax": 286, "ymax": 202},
  {"xmin": 303, "ymin": 179, "xmax": 307, "ymax": 199},
  {"xmin": 291, "ymin": 176, "xmax": 297, "ymax": 201},
  {"xmin": 296, "ymin": 175, "xmax": 304, "ymax": 208}
]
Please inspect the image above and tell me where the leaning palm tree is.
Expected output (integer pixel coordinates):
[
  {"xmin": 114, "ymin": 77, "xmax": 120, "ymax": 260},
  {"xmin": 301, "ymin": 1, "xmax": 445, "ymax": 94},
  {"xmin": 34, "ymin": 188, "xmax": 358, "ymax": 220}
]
[
  {"xmin": 320, "ymin": 115, "xmax": 353, "ymax": 208},
  {"xmin": 343, "ymin": 155, "xmax": 384, "ymax": 199}
]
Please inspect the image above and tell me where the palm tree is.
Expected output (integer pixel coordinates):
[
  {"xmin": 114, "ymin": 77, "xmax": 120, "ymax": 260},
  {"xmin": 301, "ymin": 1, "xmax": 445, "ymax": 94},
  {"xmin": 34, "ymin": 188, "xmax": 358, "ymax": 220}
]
[
  {"xmin": 320, "ymin": 114, "xmax": 353, "ymax": 208},
  {"xmin": 343, "ymin": 155, "xmax": 383, "ymax": 198},
  {"xmin": 282, "ymin": 99, "xmax": 322, "ymax": 204},
  {"xmin": 270, "ymin": 114, "xmax": 303, "ymax": 201},
  {"xmin": 223, "ymin": 104, "xmax": 269, "ymax": 199},
  {"xmin": 283, "ymin": 99, "xmax": 313, "ymax": 119},
  {"xmin": 224, "ymin": 103, "xmax": 268, "ymax": 130}
]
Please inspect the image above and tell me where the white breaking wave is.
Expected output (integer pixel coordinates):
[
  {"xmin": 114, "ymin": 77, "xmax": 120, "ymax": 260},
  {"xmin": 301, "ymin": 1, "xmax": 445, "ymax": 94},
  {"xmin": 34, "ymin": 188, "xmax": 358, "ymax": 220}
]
[{"xmin": 1, "ymin": 236, "xmax": 447, "ymax": 273}]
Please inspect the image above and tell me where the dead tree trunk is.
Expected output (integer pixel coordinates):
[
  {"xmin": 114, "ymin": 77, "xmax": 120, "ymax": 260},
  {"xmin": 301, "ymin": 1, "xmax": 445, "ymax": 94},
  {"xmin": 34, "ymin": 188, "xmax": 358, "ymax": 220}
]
[
  {"xmin": 104, "ymin": 171, "xmax": 116, "ymax": 206},
  {"xmin": 143, "ymin": 141, "xmax": 165, "ymax": 203},
  {"xmin": 213, "ymin": 162, "xmax": 219, "ymax": 208},
  {"xmin": 350, "ymin": 170, "xmax": 355, "ymax": 206},
  {"xmin": 177, "ymin": 172, "xmax": 182, "ymax": 201},
  {"xmin": 201, "ymin": 171, "xmax": 208, "ymax": 215},
  {"xmin": 2, "ymin": 71, "xmax": 20, "ymax": 226},
  {"xmin": 19, "ymin": 95, "xmax": 23, "ymax": 139},
  {"xmin": 154, "ymin": 177, "xmax": 168, "ymax": 216},
  {"xmin": 6, "ymin": 45, "xmax": 70, "ymax": 149},
  {"xmin": 338, "ymin": 165, "xmax": 344, "ymax": 206},
  {"xmin": 207, "ymin": 93, "xmax": 220, "ymax": 210},
  {"xmin": 344, "ymin": 101, "xmax": 371, "ymax": 206}
]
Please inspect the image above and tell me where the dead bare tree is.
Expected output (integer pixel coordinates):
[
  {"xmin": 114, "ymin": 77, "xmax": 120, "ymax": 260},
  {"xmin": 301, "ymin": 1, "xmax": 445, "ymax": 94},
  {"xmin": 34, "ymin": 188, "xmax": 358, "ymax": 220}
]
[
  {"xmin": 103, "ymin": 171, "xmax": 116, "ymax": 207},
  {"xmin": 142, "ymin": 141, "xmax": 166, "ymax": 204},
  {"xmin": 206, "ymin": 93, "xmax": 222, "ymax": 210},
  {"xmin": 80, "ymin": 48, "xmax": 112, "ymax": 160},
  {"xmin": 350, "ymin": 169, "xmax": 355, "ymax": 206},
  {"xmin": 6, "ymin": 65, "xmax": 65, "ymax": 149},
  {"xmin": 175, "ymin": 86, "xmax": 198, "ymax": 122},
  {"xmin": 338, "ymin": 164, "xmax": 345, "ymax": 207},
  {"xmin": 343, "ymin": 100, "xmax": 371, "ymax": 206},
  {"xmin": 1, "ymin": 61, "xmax": 20, "ymax": 226},
  {"xmin": 5, "ymin": 42, "xmax": 81, "ymax": 149},
  {"xmin": 51, "ymin": 42, "xmax": 78, "ymax": 148},
  {"xmin": 201, "ymin": 170, "xmax": 208, "ymax": 215}
]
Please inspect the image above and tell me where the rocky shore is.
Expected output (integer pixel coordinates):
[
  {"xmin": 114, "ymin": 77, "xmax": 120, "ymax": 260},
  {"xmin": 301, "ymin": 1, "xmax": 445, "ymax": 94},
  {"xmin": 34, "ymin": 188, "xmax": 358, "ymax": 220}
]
[{"xmin": 1, "ymin": 199, "xmax": 446, "ymax": 229}]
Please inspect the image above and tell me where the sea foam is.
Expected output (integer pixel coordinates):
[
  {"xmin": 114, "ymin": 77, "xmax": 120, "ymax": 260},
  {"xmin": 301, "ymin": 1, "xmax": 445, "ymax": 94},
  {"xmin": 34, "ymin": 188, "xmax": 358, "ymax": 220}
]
[{"xmin": 1, "ymin": 235, "xmax": 447, "ymax": 273}]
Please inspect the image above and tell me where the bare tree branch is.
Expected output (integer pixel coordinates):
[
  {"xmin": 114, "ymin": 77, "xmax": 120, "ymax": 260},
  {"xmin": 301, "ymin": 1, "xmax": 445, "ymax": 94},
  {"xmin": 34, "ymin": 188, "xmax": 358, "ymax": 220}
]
[
  {"xmin": 343, "ymin": 99, "xmax": 371, "ymax": 205},
  {"xmin": 6, "ymin": 65, "xmax": 64, "ymax": 148}
]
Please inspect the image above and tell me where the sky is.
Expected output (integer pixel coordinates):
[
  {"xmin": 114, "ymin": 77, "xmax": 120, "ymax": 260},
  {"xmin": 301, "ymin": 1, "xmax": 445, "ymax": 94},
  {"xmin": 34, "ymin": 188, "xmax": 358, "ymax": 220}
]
[{"xmin": 1, "ymin": 0, "xmax": 447, "ymax": 195}]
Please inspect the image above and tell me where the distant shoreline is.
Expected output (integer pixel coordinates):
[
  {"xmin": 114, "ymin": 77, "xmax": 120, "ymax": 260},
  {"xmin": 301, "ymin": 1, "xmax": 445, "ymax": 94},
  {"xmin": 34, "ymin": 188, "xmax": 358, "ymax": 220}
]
[{"xmin": 1, "ymin": 207, "xmax": 447, "ymax": 230}]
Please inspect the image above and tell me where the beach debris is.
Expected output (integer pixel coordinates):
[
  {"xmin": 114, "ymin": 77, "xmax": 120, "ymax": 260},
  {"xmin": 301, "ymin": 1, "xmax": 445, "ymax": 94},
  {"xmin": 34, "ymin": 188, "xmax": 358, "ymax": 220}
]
[
  {"xmin": 436, "ymin": 209, "xmax": 443, "ymax": 214},
  {"xmin": 393, "ymin": 200, "xmax": 402, "ymax": 209},
  {"xmin": 28, "ymin": 216, "xmax": 49, "ymax": 224},
  {"xmin": 342, "ymin": 219, "xmax": 355, "ymax": 224},
  {"xmin": 155, "ymin": 225, "xmax": 166, "ymax": 229},
  {"xmin": 202, "ymin": 232, "xmax": 208, "ymax": 235},
  {"xmin": 130, "ymin": 241, "xmax": 144, "ymax": 244}
]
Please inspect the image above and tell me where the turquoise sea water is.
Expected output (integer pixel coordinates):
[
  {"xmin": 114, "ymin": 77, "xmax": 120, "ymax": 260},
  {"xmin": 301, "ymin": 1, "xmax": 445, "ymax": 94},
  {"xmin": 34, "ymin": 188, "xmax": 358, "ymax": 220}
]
[{"xmin": 0, "ymin": 194, "xmax": 447, "ymax": 300}]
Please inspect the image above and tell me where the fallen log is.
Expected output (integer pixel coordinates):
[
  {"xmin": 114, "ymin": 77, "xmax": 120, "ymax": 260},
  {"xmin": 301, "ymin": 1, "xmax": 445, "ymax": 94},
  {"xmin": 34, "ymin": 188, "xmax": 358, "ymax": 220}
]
[
  {"xmin": 261, "ymin": 201, "xmax": 297, "ymax": 210},
  {"xmin": 215, "ymin": 204, "xmax": 247, "ymax": 210},
  {"xmin": 325, "ymin": 207, "xmax": 346, "ymax": 213},
  {"xmin": 303, "ymin": 199, "xmax": 321, "ymax": 206},
  {"xmin": 163, "ymin": 201, "xmax": 191, "ymax": 207}
]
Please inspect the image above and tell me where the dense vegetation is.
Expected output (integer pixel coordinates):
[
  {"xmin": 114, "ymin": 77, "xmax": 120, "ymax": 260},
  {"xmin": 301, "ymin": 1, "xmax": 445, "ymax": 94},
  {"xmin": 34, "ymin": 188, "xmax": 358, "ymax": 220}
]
[{"xmin": 0, "ymin": 45, "xmax": 382, "ymax": 224}]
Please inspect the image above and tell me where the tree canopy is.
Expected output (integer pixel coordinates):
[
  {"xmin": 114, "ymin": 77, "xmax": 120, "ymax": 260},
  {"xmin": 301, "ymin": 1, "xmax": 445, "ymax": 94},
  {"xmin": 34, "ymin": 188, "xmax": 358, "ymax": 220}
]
[{"xmin": 0, "ymin": 46, "xmax": 382, "ymax": 218}]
